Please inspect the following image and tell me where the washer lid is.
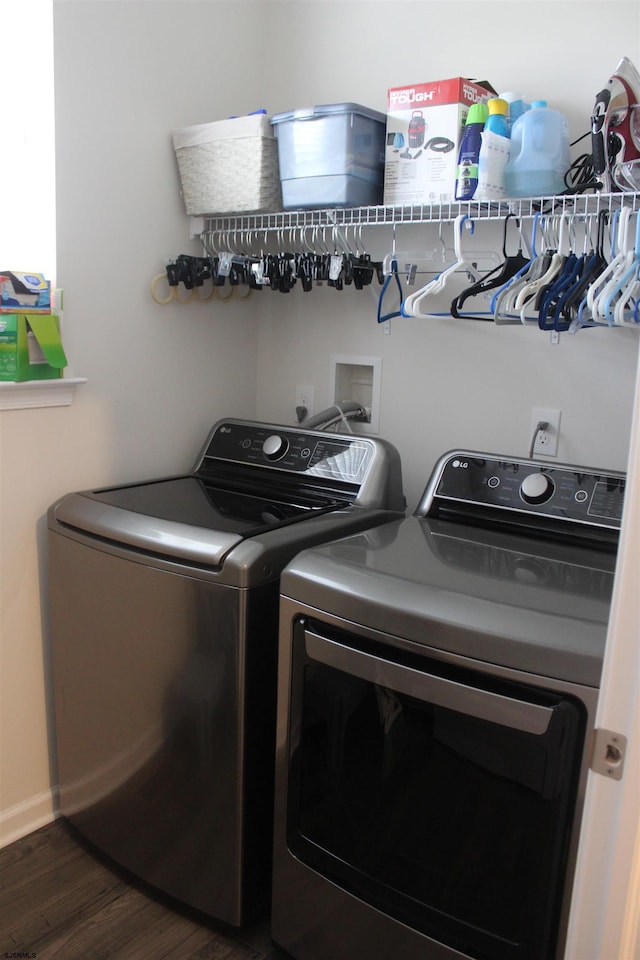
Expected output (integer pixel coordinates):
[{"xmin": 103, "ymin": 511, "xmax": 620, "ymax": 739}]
[{"xmin": 53, "ymin": 476, "xmax": 344, "ymax": 568}]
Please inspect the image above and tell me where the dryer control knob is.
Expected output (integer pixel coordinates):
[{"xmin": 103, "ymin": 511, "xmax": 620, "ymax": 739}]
[
  {"xmin": 262, "ymin": 434, "xmax": 288, "ymax": 461},
  {"xmin": 520, "ymin": 472, "xmax": 554, "ymax": 504}
]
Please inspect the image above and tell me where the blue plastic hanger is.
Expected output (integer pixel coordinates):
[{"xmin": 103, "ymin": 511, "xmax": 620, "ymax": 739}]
[{"xmin": 377, "ymin": 258, "xmax": 404, "ymax": 323}]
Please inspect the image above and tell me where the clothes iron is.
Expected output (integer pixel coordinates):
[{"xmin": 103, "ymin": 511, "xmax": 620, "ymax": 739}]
[{"xmin": 592, "ymin": 56, "xmax": 640, "ymax": 192}]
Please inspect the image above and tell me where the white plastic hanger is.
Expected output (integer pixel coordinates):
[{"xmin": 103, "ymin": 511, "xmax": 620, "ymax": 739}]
[
  {"xmin": 401, "ymin": 215, "xmax": 478, "ymax": 319},
  {"xmin": 584, "ymin": 206, "xmax": 632, "ymax": 325},
  {"xmin": 493, "ymin": 214, "xmax": 547, "ymax": 324},
  {"xmin": 513, "ymin": 215, "xmax": 568, "ymax": 324},
  {"xmin": 601, "ymin": 210, "xmax": 640, "ymax": 325}
]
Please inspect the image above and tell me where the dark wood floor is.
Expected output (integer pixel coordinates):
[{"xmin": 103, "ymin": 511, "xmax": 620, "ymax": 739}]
[{"xmin": 0, "ymin": 820, "xmax": 288, "ymax": 960}]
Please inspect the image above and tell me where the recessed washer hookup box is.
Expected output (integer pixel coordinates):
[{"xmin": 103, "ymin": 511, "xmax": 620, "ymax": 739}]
[{"xmin": 384, "ymin": 77, "xmax": 496, "ymax": 206}]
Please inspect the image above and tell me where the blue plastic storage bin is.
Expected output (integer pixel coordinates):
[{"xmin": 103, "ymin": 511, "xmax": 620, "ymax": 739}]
[{"xmin": 270, "ymin": 102, "xmax": 386, "ymax": 209}]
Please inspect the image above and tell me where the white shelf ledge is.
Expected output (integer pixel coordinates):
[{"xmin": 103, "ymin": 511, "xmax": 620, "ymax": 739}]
[
  {"xmin": 0, "ymin": 378, "xmax": 87, "ymax": 410},
  {"xmin": 200, "ymin": 191, "xmax": 640, "ymax": 233}
]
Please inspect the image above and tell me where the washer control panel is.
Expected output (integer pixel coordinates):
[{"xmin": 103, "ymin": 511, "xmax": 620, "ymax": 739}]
[
  {"xmin": 417, "ymin": 451, "xmax": 626, "ymax": 531},
  {"xmin": 198, "ymin": 420, "xmax": 375, "ymax": 485}
]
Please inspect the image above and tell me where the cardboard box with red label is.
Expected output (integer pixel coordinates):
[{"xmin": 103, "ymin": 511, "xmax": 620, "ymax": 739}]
[{"xmin": 383, "ymin": 77, "xmax": 496, "ymax": 205}]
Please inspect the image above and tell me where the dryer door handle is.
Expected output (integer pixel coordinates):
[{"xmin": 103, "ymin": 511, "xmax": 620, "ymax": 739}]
[{"xmin": 304, "ymin": 629, "xmax": 553, "ymax": 735}]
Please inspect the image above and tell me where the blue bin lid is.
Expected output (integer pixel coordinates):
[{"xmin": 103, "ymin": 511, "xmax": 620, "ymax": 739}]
[{"xmin": 271, "ymin": 102, "xmax": 386, "ymax": 125}]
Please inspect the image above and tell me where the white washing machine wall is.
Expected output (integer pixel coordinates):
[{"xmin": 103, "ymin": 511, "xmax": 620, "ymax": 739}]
[
  {"xmin": 271, "ymin": 450, "xmax": 625, "ymax": 960},
  {"xmin": 47, "ymin": 418, "xmax": 404, "ymax": 928}
]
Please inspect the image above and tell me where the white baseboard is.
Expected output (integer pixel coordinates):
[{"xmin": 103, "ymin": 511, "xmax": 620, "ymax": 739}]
[{"xmin": 0, "ymin": 789, "xmax": 57, "ymax": 849}]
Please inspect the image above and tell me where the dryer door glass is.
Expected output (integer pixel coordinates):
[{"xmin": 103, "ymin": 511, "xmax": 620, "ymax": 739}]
[{"xmin": 285, "ymin": 620, "xmax": 586, "ymax": 960}]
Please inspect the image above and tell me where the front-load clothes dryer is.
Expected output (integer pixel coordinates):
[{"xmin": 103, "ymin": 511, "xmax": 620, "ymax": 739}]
[
  {"xmin": 47, "ymin": 418, "xmax": 404, "ymax": 927},
  {"xmin": 272, "ymin": 450, "xmax": 625, "ymax": 960}
]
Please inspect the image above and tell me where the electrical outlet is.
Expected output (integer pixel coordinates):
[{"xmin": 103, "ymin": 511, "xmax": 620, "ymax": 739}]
[
  {"xmin": 295, "ymin": 384, "xmax": 315, "ymax": 421},
  {"xmin": 530, "ymin": 407, "xmax": 561, "ymax": 458}
]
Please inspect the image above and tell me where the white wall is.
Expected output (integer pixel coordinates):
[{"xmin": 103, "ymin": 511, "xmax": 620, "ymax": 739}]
[
  {"xmin": 1, "ymin": 6, "xmax": 639, "ymax": 949},
  {"xmin": 1, "ymin": 0, "xmax": 268, "ymax": 844},
  {"xmin": 52, "ymin": 0, "xmax": 270, "ymax": 480},
  {"xmin": 0, "ymin": 0, "xmax": 58, "ymax": 846},
  {"xmin": 49, "ymin": 0, "xmax": 640, "ymax": 502},
  {"xmin": 565, "ymin": 344, "xmax": 640, "ymax": 958},
  {"xmin": 256, "ymin": 281, "xmax": 640, "ymax": 507},
  {"xmin": 251, "ymin": 0, "xmax": 640, "ymax": 508}
]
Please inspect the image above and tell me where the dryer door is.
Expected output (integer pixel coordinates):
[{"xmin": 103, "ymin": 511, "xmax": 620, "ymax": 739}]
[{"xmin": 282, "ymin": 618, "xmax": 587, "ymax": 960}]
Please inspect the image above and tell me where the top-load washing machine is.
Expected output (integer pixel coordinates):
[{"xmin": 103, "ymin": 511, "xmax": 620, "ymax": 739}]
[
  {"xmin": 272, "ymin": 449, "xmax": 625, "ymax": 960},
  {"xmin": 47, "ymin": 417, "xmax": 404, "ymax": 927}
]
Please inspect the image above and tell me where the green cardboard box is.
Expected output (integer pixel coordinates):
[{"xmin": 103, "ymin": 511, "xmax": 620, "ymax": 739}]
[{"xmin": 0, "ymin": 313, "xmax": 68, "ymax": 381}]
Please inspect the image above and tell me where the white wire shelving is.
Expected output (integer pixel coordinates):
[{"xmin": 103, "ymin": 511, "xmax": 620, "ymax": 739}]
[
  {"xmin": 188, "ymin": 191, "xmax": 640, "ymax": 331},
  {"xmin": 198, "ymin": 192, "xmax": 640, "ymax": 238}
]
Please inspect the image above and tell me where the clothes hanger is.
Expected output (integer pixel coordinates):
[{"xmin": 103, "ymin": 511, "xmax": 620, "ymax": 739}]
[
  {"xmin": 450, "ymin": 214, "xmax": 530, "ymax": 320},
  {"xmin": 602, "ymin": 210, "xmax": 640, "ymax": 325},
  {"xmin": 492, "ymin": 215, "xmax": 552, "ymax": 324},
  {"xmin": 563, "ymin": 212, "xmax": 610, "ymax": 332},
  {"xmin": 570, "ymin": 210, "xmax": 621, "ymax": 331},
  {"xmin": 583, "ymin": 207, "xmax": 631, "ymax": 325},
  {"xmin": 377, "ymin": 226, "xmax": 404, "ymax": 323},
  {"xmin": 540, "ymin": 254, "xmax": 584, "ymax": 331},
  {"xmin": 398, "ymin": 221, "xmax": 458, "ymax": 317},
  {"xmin": 612, "ymin": 214, "xmax": 640, "ymax": 324},
  {"xmin": 614, "ymin": 269, "xmax": 640, "ymax": 325},
  {"xmin": 401, "ymin": 215, "xmax": 479, "ymax": 319},
  {"xmin": 515, "ymin": 215, "xmax": 568, "ymax": 324},
  {"xmin": 537, "ymin": 218, "xmax": 588, "ymax": 331},
  {"xmin": 590, "ymin": 209, "xmax": 635, "ymax": 323},
  {"xmin": 382, "ymin": 221, "xmax": 457, "ymax": 282}
]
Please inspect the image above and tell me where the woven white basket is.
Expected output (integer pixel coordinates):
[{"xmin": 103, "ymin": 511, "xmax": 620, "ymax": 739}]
[{"xmin": 172, "ymin": 114, "xmax": 282, "ymax": 216}]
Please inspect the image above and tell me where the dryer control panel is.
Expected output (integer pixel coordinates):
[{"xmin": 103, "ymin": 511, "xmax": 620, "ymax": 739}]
[{"xmin": 416, "ymin": 451, "xmax": 626, "ymax": 536}]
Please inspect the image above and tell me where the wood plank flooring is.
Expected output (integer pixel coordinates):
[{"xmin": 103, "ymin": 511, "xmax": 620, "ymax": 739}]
[{"xmin": 0, "ymin": 820, "xmax": 288, "ymax": 960}]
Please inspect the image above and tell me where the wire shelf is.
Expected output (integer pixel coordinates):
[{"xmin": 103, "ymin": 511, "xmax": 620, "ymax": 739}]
[{"xmin": 200, "ymin": 192, "xmax": 640, "ymax": 236}]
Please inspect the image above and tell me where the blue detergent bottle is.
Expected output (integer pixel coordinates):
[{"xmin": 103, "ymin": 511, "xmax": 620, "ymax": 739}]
[
  {"xmin": 504, "ymin": 100, "xmax": 571, "ymax": 198},
  {"xmin": 454, "ymin": 102, "xmax": 489, "ymax": 200}
]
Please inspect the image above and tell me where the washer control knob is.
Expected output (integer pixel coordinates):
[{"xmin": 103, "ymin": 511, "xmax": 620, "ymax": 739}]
[
  {"xmin": 520, "ymin": 472, "xmax": 554, "ymax": 504},
  {"xmin": 262, "ymin": 434, "xmax": 288, "ymax": 461}
]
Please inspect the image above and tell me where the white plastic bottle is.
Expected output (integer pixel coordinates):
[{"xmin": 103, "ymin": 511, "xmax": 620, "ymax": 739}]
[
  {"xmin": 504, "ymin": 100, "xmax": 570, "ymax": 198},
  {"xmin": 475, "ymin": 98, "xmax": 511, "ymax": 201},
  {"xmin": 499, "ymin": 91, "xmax": 529, "ymax": 133}
]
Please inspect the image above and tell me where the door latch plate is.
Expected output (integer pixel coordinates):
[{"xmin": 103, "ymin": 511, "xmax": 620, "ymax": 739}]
[{"xmin": 591, "ymin": 728, "xmax": 627, "ymax": 780}]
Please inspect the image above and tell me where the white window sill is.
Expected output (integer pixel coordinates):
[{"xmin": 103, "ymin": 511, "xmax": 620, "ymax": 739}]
[{"xmin": 0, "ymin": 378, "xmax": 87, "ymax": 410}]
